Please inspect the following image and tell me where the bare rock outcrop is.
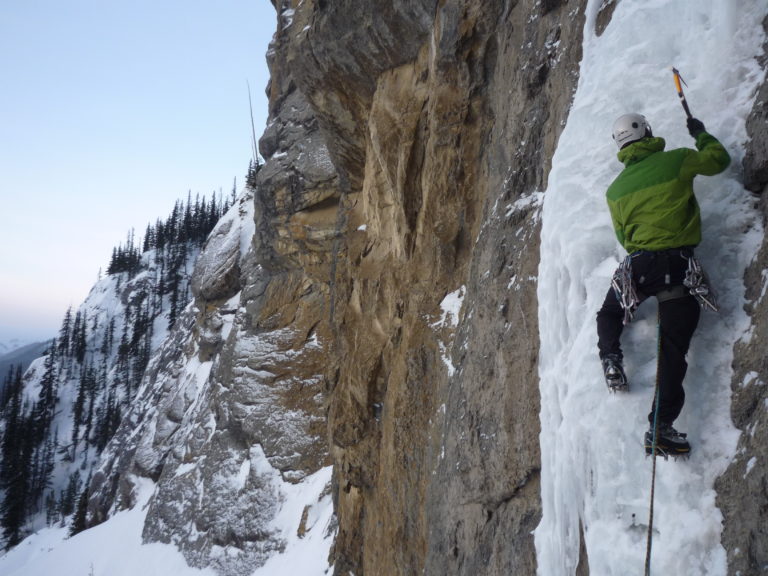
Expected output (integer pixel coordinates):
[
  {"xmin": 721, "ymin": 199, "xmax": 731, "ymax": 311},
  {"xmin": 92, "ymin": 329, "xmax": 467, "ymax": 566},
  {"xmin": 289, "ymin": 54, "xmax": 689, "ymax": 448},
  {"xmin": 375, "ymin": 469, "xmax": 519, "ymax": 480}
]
[
  {"xmin": 716, "ymin": 15, "xmax": 768, "ymax": 574},
  {"xmin": 263, "ymin": 1, "xmax": 586, "ymax": 574},
  {"xmin": 89, "ymin": 185, "xmax": 331, "ymax": 576}
]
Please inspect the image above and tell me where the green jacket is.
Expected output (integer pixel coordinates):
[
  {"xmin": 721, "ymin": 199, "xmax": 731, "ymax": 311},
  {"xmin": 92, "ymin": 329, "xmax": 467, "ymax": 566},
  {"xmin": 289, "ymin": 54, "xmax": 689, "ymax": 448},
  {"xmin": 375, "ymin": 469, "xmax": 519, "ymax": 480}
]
[{"xmin": 606, "ymin": 133, "xmax": 730, "ymax": 253}]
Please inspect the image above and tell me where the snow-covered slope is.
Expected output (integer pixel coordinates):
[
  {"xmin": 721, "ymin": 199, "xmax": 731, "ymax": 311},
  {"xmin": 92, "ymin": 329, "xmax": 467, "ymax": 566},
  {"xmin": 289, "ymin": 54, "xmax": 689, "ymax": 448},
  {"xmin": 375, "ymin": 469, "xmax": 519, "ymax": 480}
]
[
  {"xmin": 0, "ymin": 468, "xmax": 334, "ymax": 576},
  {"xmin": 536, "ymin": 1, "xmax": 766, "ymax": 574},
  {"xmin": 0, "ymin": 221, "xmax": 207, "ymax": 540},
  {"xmin": 80, "ymin": 187, "xmax": 331, "ymax": 575}
]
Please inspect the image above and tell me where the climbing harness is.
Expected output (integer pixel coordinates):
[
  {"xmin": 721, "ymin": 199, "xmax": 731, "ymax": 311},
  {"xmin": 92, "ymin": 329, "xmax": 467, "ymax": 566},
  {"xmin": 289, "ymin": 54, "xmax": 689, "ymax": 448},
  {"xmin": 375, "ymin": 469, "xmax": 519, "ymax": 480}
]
[
  {"xmin": 612, "ymin": 251, "xmax": 718, "ymax": 323},
  {"xmin": 611, "ymin": 255, "xmax": 640, "ymax": 325}
]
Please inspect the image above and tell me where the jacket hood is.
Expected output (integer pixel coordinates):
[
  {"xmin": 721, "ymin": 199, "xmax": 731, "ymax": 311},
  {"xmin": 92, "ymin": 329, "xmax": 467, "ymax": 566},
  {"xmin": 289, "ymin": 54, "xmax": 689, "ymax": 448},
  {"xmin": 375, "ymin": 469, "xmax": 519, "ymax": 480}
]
[{"xmin": 617, "ymin": 136, "xmax": 666, "ymax": 166}]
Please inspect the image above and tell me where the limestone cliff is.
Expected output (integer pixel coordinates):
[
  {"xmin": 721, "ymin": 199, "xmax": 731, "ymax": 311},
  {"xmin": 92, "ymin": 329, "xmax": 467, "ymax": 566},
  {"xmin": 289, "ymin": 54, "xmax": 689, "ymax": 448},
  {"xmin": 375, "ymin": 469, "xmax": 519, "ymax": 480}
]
[{"xmin": 265, "ymin": 0, "xmax": 586, "ymax": 573}]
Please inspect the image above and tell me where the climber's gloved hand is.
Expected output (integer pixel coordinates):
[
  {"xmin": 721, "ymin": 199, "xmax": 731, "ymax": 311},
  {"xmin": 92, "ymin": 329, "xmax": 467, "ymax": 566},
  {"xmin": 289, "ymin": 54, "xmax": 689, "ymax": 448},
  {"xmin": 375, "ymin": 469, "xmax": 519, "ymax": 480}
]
[{"xmin": 687, "ymin": 117, "xmax": 705, "ymax": 138}]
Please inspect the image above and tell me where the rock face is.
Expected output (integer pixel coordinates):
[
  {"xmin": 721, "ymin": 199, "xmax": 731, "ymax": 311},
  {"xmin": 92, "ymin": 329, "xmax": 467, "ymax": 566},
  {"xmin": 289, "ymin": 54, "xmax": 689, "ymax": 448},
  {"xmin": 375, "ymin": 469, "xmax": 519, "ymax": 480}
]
[
  {"xmin": 716, "ymin": 15, "xmax": 768, "ymax": 575},
  {"xmin": 268, "ymin": 0, "xmax": 586, "ymax": 573}
]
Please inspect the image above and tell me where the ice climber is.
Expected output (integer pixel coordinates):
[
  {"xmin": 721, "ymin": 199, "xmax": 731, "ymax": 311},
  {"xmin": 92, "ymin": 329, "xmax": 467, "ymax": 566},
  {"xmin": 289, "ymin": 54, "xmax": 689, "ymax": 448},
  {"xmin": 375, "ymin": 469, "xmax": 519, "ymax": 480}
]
[{"xmin": 596, "ymin": 112, "xmax": 731, "ymax": 457}]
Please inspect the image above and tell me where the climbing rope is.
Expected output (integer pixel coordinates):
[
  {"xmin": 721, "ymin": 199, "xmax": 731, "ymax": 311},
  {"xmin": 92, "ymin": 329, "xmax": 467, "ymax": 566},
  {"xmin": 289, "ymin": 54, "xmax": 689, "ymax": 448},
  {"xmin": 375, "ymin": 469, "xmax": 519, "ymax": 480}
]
[{"xmin": 644, "ymin": 310, "xmax": 662, "ymax": 575}]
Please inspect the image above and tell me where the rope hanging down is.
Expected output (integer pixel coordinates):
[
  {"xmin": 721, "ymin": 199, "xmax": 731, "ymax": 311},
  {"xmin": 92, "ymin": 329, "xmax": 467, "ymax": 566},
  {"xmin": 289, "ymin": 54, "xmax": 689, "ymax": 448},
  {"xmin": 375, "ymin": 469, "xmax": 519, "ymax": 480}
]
[
  {"xmin": 646, "ymin": 64, "xmax": 706, "ymax": 576},
  {"xmin": 644, "ymin": 311, "xmax": 662, "ymax": 575}
]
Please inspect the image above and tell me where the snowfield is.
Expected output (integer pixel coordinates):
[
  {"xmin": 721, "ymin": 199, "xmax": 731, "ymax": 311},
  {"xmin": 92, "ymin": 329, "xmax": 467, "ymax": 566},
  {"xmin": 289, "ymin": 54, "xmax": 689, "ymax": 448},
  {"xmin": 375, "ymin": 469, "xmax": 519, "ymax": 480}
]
[
  {"xmin": 0, "ymin": 467, "xmax": 334, "ymax": 576},
  {"xmin": 536, "ymin": 1, "xmax": 766, "ymax": 574}
]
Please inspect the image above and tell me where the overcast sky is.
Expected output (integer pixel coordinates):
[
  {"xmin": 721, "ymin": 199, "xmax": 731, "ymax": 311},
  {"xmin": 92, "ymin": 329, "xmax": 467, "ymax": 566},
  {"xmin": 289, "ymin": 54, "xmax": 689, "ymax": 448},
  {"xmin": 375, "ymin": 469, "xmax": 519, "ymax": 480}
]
[{"xmin": 0, "ymin": 0, "xmax": 275, "ymax": 344}]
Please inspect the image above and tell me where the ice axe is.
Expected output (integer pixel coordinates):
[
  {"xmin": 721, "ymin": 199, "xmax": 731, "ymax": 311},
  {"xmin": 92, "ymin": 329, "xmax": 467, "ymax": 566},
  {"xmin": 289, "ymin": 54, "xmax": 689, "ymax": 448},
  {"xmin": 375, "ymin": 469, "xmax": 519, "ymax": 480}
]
[{"xmin": 671, "ymin": 67, "xmax": 693, "ymax": 119}]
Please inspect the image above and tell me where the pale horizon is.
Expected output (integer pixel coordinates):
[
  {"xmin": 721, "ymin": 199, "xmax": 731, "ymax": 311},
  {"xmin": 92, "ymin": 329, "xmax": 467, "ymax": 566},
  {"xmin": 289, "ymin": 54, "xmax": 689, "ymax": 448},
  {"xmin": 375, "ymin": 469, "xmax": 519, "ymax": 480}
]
[{"xmin": 0, "ymin": 0, "xmax": 275, "ymax": 344}]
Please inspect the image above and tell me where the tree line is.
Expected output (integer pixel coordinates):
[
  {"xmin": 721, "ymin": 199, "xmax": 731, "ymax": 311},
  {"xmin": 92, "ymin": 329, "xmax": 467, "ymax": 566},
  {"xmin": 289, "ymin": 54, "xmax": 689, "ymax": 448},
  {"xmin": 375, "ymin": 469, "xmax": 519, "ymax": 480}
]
[{"xmin": 107, "ymin": 188, "xmax": 235, "ymax": 276}]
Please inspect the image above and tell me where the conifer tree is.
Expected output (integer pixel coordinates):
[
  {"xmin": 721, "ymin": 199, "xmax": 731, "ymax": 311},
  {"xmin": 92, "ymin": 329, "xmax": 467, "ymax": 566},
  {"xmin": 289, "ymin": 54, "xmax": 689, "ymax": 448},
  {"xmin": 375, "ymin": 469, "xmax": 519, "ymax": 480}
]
[
  {"xmin": 57, "ymin": 307, "xmax": 73, "ymax": 359},
  {"xmin": 208, "ymin": 193, "xmax": 219, "ymax": 232},
  {"xmin": 168, "ymin": 201, "xmax": 180, "ymax": 244},
  {"xmin": 71, "ymin": 372, "xmax": 86, "ymax": 454},
  {"xmin": 143, "ymin": 223, "xmax": 153, "ymax": 252},
  {"xmin": 168, "ymin": 280, "xmax": 179, "ymax": 330},
  {"xmin": 31, "ymin": 345, "xmax": 57, "ymax": 442},
  {"xmin": 0, "ymin": 364, "xmax": 17, "ymax": 409},
  {"xmin": 1, "ymin": 366, "xmax": 24, "ymax": 478},
  {"xmin": 1, "ymin": 446, "xmax": 29, "ymax": 547},
  {"xmin": 100, "ymin": 318, "xmax": 115, "ymax": 357},
  {"xmin": 107, "ymin": 247, "xmax": 119, "ymax": 275},
  {"xmin": 0, "ymin": 366, "xmax": 34, "ymax": 547},
  {"xmin": 181, "ymin": 191, "xmax": 193, "ymax": 243},
  {"xmin": 71, "ymin": 311, "xmax": 82, "ymax": 359},
  {"xmin": 58, "ymin": 472, "xmax": 81, "ymax": 520},
  {"xmin": 69, "ymin": 477, "xmax": 91, "ymax": 536},
  {"xmin": 82, "ymin": 363, "xmax": 97, "ymax": 450},
  {"xmin": 45, "ymin": 490, "xmax": 58, "ymax": 527},
  {"xmin": 69, "ymin": 310, "xmax": 88, "ymax": 365},
  {"xmin": 246, "ymin": 158, "xmax": 261, "ymax": 188},
  {"xmin": 229, "ymin": 177, "xmax": 237, "ymax": 209},
  {"xmin": 155, "ymin": 218, "xmax": 166, "ymax": 252},
  {"xmin": 27, "ymin": 430, "xmax": 56, "ymax": 517}
]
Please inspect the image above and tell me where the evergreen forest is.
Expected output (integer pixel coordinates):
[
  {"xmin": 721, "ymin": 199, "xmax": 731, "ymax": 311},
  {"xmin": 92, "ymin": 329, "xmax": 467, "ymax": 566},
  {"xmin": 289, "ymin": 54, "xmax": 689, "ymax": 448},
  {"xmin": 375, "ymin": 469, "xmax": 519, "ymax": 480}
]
[{"xmin": 0, "ymin": 187, "xmax": 236, "ymax": 547}]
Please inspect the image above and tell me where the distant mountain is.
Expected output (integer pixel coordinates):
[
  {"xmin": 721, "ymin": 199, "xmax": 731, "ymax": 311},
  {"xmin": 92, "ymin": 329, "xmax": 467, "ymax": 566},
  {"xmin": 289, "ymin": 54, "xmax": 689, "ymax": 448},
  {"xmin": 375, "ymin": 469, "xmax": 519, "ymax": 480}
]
[
  {"xmin": 0, "ymin": 340, "xmax": 51, "ymax": 381},
  {"xmin": 0, "ymin": 338, "xmax": 32, "ymax": 356}
]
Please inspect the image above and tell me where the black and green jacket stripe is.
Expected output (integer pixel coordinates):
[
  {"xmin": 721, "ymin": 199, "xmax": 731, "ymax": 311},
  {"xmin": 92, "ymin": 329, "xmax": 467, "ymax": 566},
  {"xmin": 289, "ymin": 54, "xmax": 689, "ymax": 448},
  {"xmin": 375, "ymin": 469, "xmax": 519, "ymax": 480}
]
[{"xmin": 606, "ymin": 133, "xmax": 730, "ymax": 253}]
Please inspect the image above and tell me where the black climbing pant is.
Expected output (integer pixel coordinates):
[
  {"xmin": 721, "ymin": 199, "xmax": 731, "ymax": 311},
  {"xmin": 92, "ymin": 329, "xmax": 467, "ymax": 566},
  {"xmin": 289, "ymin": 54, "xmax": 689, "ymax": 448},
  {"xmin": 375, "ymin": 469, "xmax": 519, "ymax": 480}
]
[{"xmin": 596, "ymin": 249, "xmax": 701, "ymax": 425}]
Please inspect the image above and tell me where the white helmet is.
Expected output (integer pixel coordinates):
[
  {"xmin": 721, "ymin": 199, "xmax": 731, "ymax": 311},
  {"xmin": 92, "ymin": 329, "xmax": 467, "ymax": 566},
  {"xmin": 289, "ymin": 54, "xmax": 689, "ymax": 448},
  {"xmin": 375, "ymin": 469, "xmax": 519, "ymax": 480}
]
[{"xmin": 612, "ymin": 113, "xmax": 652, "ymax": 149}]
